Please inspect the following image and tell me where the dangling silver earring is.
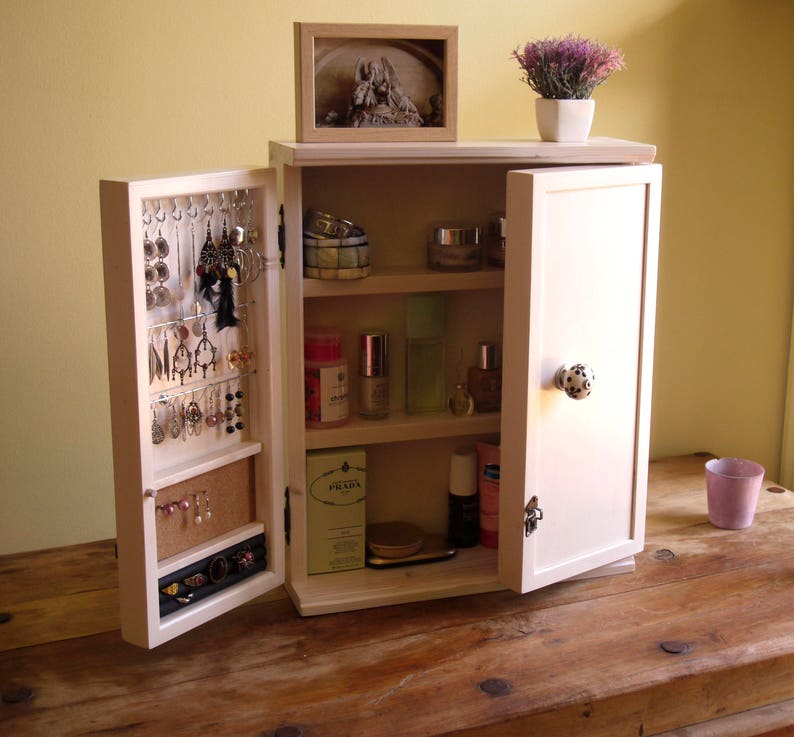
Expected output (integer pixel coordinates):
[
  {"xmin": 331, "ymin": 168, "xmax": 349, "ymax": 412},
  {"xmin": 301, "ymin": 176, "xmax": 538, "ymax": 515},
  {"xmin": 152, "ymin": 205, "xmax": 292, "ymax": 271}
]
[{"xmin": 151, "ymin": 407, "xmax": 165, "ymax": 445}]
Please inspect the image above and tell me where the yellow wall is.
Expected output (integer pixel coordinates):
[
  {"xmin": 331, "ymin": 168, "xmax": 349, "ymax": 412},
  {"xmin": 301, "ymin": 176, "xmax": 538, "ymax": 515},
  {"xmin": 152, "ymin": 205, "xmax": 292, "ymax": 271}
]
[{"xmin": 1, "ymin": 0, "xmax": 792, "ymax": 554}]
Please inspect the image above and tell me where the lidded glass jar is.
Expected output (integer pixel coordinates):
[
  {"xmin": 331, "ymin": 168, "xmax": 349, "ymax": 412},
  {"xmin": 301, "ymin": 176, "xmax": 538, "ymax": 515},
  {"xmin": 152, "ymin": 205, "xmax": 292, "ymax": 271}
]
[{"xmin": 427, "ymin": 225, "xmax": 482, "ymax": 272}]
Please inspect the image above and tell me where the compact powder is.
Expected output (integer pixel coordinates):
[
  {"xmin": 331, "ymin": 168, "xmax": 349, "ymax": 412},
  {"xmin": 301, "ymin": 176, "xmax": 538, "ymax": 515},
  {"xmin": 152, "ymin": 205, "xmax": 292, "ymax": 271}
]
[{"xmin": 366, "ymin": 521, "xmax": 425, "ymax": 559}]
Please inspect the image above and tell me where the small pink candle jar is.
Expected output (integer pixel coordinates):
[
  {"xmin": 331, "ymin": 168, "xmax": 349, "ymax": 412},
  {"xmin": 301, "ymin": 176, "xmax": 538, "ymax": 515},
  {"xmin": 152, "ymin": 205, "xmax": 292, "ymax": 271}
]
[{"xmin": 705, "ymin": 457, "xmax": 765, "ymax": 529}]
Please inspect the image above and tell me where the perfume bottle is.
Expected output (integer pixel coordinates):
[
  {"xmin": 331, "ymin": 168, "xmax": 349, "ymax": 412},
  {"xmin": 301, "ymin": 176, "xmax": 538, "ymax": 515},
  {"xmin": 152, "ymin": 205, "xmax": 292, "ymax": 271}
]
[
  {"xmin": 405, "ymin": 294, "xmax": 445, "ymax": 415},
  {"xmin": 468, "ymin": 341, "xmax": 502, "ymax": 412},
  {"xmin": 448, "ymin": 350, "xmax": 474, "ymax": 416}
]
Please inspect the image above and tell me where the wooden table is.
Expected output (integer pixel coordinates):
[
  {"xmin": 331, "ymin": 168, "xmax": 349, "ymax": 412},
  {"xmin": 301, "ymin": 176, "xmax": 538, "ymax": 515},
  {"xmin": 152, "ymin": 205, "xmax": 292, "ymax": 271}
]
[{"xmin": 2, "ymin": 454, "xmax": 794, "ymax": 737}]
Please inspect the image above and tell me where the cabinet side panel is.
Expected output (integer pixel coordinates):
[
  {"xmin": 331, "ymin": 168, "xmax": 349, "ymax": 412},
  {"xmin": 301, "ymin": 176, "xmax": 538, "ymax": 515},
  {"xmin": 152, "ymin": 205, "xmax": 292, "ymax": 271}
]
[{"xmin": 100, "ymin": 180, "xmax": 156, "ymax": 647}]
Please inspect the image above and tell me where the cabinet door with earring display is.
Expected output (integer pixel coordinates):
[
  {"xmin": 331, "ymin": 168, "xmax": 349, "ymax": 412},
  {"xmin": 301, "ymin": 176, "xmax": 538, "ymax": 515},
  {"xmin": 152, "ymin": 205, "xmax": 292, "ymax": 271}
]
[{"xmin": 100, "ymin": 168, "xmax": 285, "ymax": 648}]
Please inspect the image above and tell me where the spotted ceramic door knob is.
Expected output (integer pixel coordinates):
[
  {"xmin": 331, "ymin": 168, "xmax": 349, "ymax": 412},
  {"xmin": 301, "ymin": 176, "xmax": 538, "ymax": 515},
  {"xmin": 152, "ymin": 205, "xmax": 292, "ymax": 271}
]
[{"xmin": 555, "ymin": 363, "xmax": 595, "ymax": 400}]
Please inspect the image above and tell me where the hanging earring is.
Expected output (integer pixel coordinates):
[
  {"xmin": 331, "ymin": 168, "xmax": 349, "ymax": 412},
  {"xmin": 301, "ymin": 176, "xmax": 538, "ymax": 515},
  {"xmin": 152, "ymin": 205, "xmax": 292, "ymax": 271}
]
[
  {"xmin": 186, "ymin": 196, "xmax": 204, "ymax": 328},
  {"xmin": 205, "ymin": 387, "xmax": 218, "ymax": 428},
  {"xmin": 193, "ymin": 321, "xmax": 217, "ymax": 379},
  {"xmin": 204, "ymin": 492, "xmax": 212, "ymax": 521},
  {"xmin": 224, "ymin": 382, "xmax": 236, "ymax": 434},
  {"xmin": 171, "ymin": 326, "xmax": 192, "ymax": 385},
  {"xmin": 152, "ymin": 201, "xmax": 171, "ymax": 308},
  {"xmin": 169, "ymin": 402, "xmax": 181, "ymax": 439},
  {"xmin": 171, "ymin": 198, "xmax": 185, "ymax": 303},
  {"xmin": 151, "ymin": 407, "xmax": 165, "ymax": 445},
  {"xmin": 180, "ymin": 401, "xmax": 188, "ymax": 442},
  {"xmin": 185, "ymin": 391, "xmax": 203, "ymax": 436},
  {"xmin": 234, "ymin": 381, "xmax": 245, "ymax": 431},
  {"xmin": 149, "ymin": 332, "xmax": 163, "ymax": 385},
  {"xmin": 193, "ymin": 493, "xmax": 202, "ymax": 525},
  {"xmin": 143, "ymin": 211, "xmax": 156, "ymax": 312},
  {"xmin": 162, "ymin": 329, "xmax": 170, "ymax": 382},
  {"xmin": 197, "ymin": 198, "xmax": 218, "ymax": 306},
  {"xmin": 216, "ymin": 215, "xmax": 240, "ymax": 330}
]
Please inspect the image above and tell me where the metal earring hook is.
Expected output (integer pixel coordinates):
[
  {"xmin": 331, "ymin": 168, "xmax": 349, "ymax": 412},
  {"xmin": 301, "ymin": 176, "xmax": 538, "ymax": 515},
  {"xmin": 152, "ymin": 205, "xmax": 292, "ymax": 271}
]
[
  {"xmin": 203, "ymin": 193, "xmax": 214, "ymax": 223},
  {"xmin": 186, "ymin": 195, "xmax": 199, "ymax": 221},
  {"xmin": 171, "ymin": 197, "xmax": 183, "ymax": 223},
  {"xmin": 154, "ymin": 199, "xmax": 166, "ymax": 225}
]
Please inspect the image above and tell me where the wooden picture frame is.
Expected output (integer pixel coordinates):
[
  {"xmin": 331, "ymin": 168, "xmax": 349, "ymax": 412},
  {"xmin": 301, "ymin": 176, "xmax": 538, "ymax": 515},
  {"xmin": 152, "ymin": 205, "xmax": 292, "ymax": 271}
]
[{"xmin": 294, "ymin": 22, "xmax": 458, "ymax": 143}]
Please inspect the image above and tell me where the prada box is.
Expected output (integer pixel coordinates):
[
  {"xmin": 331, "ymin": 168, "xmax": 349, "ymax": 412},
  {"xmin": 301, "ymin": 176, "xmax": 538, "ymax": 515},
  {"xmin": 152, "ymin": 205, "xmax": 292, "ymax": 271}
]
[{"xmin": 306, "ymin": 447, "xmax": 366, "ymax": 574}]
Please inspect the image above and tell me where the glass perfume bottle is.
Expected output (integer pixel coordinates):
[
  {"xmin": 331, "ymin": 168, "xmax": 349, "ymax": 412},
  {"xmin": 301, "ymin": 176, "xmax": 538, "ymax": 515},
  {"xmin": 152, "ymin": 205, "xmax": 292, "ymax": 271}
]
[
  {"xmin": 449, "ymin": 350, "xmax": 474, "ymax": 416},
  {"xmin": 405, "ymin": 294, "xmax": 445, "ymax": 415},
  {"xmin": 468, "ymin": 341, "xmax": 502, "ymax": 412}
]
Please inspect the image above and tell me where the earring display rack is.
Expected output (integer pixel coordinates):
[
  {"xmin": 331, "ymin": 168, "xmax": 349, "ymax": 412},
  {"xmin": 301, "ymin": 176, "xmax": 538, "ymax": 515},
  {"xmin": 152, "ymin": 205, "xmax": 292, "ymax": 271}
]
[{"xmin": 101, "ymin": 167, "xmax": 285, "ymax": 647}]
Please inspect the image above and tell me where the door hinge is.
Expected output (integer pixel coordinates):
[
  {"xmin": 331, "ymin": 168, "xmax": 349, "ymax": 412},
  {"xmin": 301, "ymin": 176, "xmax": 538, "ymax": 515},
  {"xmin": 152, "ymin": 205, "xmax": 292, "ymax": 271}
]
[
  {"xmin": 284, "ymin": 486, "xmax": 291, "ymax": 544},
  {"xmin": 524, "ymin": 495, "xmax": 543, "ymax": 537},
  {"xmin": 278, "ymin": 204, "xmax": 285, "ymax": 269}
]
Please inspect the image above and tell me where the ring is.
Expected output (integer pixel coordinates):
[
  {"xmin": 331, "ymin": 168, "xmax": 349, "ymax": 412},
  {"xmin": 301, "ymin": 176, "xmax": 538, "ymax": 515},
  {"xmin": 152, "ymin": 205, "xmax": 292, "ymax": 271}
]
[
  {"xmin": 184, "ymin": 573, "xmax": 207, "ymax": 587},
  {"xmin": 209, "ymin": 555, "xmax": 228, "ymax": 583},
  {"xmin": 161, "ymin": 582, "xmax": 179, "ymax": 596},
  {"xmin": 233, "ymin": 546, "xmax": 255, "ymax": 571}
]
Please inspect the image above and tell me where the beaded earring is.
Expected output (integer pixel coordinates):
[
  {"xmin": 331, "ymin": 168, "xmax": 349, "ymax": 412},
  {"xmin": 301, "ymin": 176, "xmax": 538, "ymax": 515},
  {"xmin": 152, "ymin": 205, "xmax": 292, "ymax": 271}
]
[
  {"xmin": 185, "ymin": 391, "xmax": 203, "ymax": 436},
  {"xmin": 205, "ymin": 387, "xmax": 218, "ymax": 428},
  {"xmin": 233, "ymin": 382, "xmax": 245, "ymax": 432},
  {"xmin": 224, "ymin": 383, "xmax": 236, "ymax": 434}
]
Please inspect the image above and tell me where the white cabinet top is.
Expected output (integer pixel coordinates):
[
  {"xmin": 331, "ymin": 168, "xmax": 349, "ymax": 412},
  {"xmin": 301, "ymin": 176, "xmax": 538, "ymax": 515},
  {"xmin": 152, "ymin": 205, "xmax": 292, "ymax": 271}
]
[{"xmin": 269, "ymin": 138, "xmax": 657, "ymax": 168}]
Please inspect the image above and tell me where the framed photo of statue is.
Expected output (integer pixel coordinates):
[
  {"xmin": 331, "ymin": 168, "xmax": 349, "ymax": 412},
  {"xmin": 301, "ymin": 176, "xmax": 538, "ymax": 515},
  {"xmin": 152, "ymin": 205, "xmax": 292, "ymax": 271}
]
[{"xmin": 294, "ymin": 23, "xmax": 458, "ymax": 143}]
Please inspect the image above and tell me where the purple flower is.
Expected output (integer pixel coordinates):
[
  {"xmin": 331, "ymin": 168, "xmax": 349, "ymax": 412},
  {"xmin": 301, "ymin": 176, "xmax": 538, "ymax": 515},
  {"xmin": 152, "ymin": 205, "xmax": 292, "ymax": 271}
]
[{"xmin": 512, "ymin": 35, "xmax": 625, "ymax": 99}]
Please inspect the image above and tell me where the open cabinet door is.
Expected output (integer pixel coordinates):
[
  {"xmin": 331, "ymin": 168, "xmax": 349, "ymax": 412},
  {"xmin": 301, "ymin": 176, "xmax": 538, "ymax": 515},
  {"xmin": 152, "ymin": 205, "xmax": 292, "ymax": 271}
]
[
  {"xmin": 499, "ymin": 164, "xmax": 662, "ymax": 593},
  {"xmin": 100, "ymin": 168, "xmax": 285, "ymax": 647}
]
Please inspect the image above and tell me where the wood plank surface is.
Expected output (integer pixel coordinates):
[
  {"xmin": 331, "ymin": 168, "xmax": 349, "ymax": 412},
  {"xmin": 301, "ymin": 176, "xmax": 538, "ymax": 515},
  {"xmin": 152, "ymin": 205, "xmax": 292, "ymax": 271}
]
[{"xmin": 1, "ymin": 454, "xmax": 794, "ymax": 736}]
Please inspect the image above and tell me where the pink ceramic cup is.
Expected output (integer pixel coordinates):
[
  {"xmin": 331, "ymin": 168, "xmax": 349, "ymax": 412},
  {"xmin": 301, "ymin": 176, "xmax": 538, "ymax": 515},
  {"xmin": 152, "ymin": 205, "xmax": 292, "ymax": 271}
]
[{"xmin": 705, "ymin": 457, "xmax": 765, "ymax": 529}]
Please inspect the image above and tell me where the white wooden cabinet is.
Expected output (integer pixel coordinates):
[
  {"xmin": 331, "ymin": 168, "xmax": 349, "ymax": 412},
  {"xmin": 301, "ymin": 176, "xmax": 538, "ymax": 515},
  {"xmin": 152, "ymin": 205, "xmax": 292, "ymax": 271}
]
[{"xmin": 101, "ymin": 139, "xmax": 661, "ymax": 647}]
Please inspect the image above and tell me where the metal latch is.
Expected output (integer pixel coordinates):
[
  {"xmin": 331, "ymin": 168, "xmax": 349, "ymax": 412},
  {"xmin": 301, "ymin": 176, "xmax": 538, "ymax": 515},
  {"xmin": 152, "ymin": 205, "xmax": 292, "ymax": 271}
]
[{"xmin": 524, "ymin": 496, "xmax": 543, "ymax": 536}]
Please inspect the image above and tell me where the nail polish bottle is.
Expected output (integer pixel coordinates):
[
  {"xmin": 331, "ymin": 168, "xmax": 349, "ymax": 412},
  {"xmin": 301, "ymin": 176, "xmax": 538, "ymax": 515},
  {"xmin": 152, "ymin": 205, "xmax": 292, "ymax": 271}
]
[{"xmin": 468, "ymin": 341, "xmax": 502, "ymax": 412}]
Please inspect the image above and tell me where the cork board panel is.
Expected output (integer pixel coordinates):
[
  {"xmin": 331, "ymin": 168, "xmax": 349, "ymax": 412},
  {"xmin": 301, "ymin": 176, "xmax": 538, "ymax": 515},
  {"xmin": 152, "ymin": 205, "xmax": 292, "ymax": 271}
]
[{"xmin": 156, "ymin": 457, "xmax": 256, "ymax": 560}]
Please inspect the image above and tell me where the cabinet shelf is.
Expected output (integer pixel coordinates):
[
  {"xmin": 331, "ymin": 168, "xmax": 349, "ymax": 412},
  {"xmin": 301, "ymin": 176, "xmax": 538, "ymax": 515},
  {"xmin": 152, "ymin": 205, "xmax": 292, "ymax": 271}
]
[
  {"xmin": 302, "ymin": 265, "xmax": 504, "ymax": 298},
  {"xmin": 305, "ymin": 411, "xmax": 501, "ymax": 449},
  {"xmin": 287, "ymin": 545, "xmax": 501, "ymax": 616}
]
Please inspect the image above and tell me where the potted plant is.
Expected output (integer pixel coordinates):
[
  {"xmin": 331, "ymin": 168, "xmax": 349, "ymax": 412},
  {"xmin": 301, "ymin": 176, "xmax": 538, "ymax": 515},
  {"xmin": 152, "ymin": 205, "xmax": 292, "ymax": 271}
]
[{"xmin": 512, "ymin": 35, "xmax": 625, "ymax": 142}]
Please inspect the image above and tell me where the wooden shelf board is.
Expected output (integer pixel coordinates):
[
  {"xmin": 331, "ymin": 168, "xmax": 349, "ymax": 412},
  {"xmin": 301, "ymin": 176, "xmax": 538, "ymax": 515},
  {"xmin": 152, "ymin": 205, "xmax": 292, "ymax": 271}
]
[
  {"xmin": 303, "ymin": 265, "xmax": 504, "ymax": 297},
  {"xmin": 270, "ymin": 138, "xmax": 657, "ymax": 168},
  {"xmin": 305, "ymin": 411, "xmax": 501, "ymax": 449}
]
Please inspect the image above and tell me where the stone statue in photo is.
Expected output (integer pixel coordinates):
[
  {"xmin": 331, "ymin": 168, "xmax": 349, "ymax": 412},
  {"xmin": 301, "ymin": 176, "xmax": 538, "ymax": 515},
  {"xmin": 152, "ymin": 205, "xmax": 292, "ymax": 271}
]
[{"xmin": 345, "ymin": 56, "xmax": 424, "ymax": 128}]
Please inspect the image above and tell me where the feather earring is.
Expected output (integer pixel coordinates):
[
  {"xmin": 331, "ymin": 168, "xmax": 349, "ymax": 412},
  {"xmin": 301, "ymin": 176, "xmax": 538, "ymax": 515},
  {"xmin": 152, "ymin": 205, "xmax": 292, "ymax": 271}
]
[
  {"xmin": 215, "ymin": 218, "xmax": 240, "ymax": 330},
  {"xmin": 196, "ymin": 222, "xmax": 218, "ymax": 306}
]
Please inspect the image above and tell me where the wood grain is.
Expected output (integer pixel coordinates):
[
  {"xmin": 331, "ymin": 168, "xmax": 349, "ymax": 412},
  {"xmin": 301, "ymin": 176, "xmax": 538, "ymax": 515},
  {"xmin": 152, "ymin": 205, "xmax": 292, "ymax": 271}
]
[{"xmin": 2, "ymin": 454, "xmax": 794, "ymax": 737}]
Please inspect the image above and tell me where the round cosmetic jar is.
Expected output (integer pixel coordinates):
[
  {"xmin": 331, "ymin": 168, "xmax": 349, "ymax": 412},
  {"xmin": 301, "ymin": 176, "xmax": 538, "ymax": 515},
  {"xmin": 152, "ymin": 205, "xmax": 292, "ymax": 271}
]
[{"xmin": 427, "ymin": 225, "xmax": 482, "ymax": 272}]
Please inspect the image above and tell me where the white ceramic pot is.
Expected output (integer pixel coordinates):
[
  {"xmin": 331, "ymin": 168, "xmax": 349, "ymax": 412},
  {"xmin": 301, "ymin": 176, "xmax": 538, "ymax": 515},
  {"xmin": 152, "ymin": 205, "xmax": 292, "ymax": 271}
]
[{"xmin": 535, "ymin": 98, "xmax": 595, "ymax": 142}]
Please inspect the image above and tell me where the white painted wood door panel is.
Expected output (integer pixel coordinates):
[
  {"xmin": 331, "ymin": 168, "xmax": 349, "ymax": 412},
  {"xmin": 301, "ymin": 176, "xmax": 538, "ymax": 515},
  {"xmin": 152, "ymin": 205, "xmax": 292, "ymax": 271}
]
[{"xmin": 499, "ymin": 164, "xmax": 662, "ymax": 593}]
